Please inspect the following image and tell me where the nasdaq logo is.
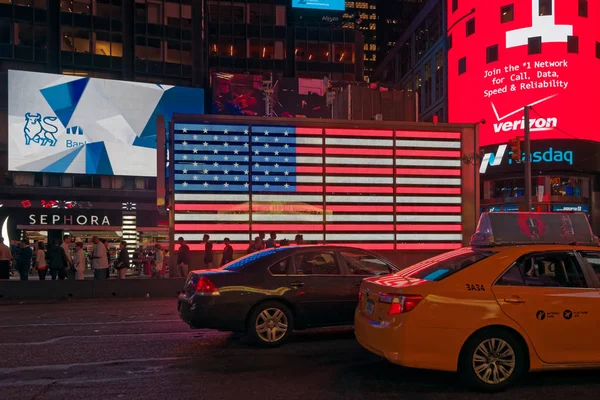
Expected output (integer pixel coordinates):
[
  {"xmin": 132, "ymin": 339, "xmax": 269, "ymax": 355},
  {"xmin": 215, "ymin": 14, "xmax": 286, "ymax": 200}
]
[{"xmin": 508, "ymin": 147, "xmax": 573, "ymax": 165}]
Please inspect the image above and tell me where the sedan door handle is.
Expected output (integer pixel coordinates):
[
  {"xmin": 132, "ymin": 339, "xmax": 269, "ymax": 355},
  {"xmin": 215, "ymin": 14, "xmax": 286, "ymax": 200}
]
[
  {"xmin": 504, "ymin": 297, "xmax": 526, "ymax": 304},
  {"xmin": 289, "ymin": 282, "xmax": 305, "ymax": 288}
]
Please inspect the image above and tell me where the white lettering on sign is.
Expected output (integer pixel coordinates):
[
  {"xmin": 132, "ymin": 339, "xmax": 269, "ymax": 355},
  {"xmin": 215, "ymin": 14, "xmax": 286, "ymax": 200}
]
[{"xmin": 28, "ymin": 214, "xmax": 113, "ymax": 226}]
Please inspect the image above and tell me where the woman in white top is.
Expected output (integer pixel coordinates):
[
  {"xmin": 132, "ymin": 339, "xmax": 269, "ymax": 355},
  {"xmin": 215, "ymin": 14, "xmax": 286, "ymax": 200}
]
[
  {"xmin": 35, "ymin": 241, "xmax": 48, "ymax": 280},
  {"xmin": 73, "ymin": 242, "xmax": 86, "ymax": 280}
]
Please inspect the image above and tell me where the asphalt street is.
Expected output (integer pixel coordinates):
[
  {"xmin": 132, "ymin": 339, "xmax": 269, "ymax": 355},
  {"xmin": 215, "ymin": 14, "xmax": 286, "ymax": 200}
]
[{"xmin": 0, "ymin": 299, "xmax": 599, "ymax": 400}]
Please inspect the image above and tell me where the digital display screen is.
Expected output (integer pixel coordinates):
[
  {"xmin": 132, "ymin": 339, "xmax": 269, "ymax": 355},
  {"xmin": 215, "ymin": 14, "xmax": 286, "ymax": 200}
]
[
  {"xmin": 172, "ymin": 122, "xmax": 464, "ymax": 251},
  {"xmin": 292, "ymin": 0, "xmax": 345, "ymax": 11},
  {"xmin": 447, "ymin": 1, "xmax": 600, "ymax": 146},
  {"xmin": 8, "ymin": 70, "xmax": 204, "ymax": 177}
]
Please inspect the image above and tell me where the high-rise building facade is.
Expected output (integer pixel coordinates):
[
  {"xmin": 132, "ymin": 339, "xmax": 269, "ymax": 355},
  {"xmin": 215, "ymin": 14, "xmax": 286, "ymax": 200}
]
[{"xmin": 343, "ymin": 0, "xmax": 376, "ymax": 79}]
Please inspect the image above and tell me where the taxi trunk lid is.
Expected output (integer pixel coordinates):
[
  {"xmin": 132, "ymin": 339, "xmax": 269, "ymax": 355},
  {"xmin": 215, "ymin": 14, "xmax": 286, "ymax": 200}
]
[{"xmin": 359, "ymin": 275, "xmax": 430, "ymax": 322}]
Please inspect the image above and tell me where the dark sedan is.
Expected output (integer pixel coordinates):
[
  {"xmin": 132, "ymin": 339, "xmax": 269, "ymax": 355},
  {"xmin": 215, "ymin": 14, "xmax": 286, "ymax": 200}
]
[{"xmin": 177, "ymin": 245, "xmax": 399, "ymax": 346}]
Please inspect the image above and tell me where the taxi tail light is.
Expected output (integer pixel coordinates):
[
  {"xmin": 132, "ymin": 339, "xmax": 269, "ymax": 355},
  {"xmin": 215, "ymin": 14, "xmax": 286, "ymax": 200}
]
[
  {"xmin": 379, "ymin": 294, "xmax": 423, "ymax": 315},
  {"xmin": 196, "ymin": 276, "xmax": 219, "ymax": 295}
]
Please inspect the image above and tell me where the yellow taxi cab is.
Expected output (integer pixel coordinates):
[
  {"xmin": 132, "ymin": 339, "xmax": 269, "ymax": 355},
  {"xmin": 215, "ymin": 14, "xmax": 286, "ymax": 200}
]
[{"xmin": 355, "ymin": 212, "xmax": 600, "ymax": 392}]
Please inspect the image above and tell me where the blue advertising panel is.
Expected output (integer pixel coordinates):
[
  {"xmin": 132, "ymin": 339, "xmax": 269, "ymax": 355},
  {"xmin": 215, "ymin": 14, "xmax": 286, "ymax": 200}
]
[
  {"xmin": 8, "ymin": 70, "xmax": 203, "ymax": 177},
  {"xmin": 552, "ymin": 205, "xmax": 589, "ymax": 213},
  {"xmin": 292, "ymin": 0, "xmax": 345, "ymax": 11}
]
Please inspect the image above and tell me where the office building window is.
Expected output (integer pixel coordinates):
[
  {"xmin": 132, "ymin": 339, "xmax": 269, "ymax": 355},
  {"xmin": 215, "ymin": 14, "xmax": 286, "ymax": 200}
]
[
  {"xmin": 95, "ymin": 0, "xmax": 121, "ymax": 19},
  {"xmin": 0, "ymin": 21, "xmax": 11, "ymax": 44},
  {"xmin": 61, "ymin": 0, "xmax": 91, "ymax": 15},
  {"xmin": 528, "ymin": 36, "xmax": 542, "ymax": 55},
  {"xmin": 486, "ymin": 44, "xmax": 499, "ymax": 63},
  {"xmin": 275, "ymin": 5, "xmax": 286, "ymax": 26},
  {"xmin": 14, "ymin": 22, "xmax": 34, "ymax": 47},
  {"xmin": 147, "ymin": 1, "xmax": 162, "ymax": 24},
  {"xmin": 447, "ymin": 33, "xmax": 452, "ymax": 50},
  {"xmin": 466, "ymin": 18, "xmax": 475, "ymax": 37},
  {"xmin": 9, "ymin": 0, "xmax": 47, "ymax": 7},
  {"xmin": 596, "ymin": 41, "xmax": 600, "ymax": 59},
  {"xmin": 579, "ymin": 0, "xmax": 588, "ymax": 18},
  {"xmin": 452, "ymin": 0, "xmax": 458, "ymax": 13},
  {"xmin": 62, "ymin": 27, "xmax": 91, "ymax": 53},
  {"xmin": 539, "ymin": 0, "xmax": 552, "ymax": 16},
  {"xmin": 94, "ymin": 32, "xmax": 122, "ymax": 57},
  {"xmin": 424, "ymin": 61, "xmax": 432, "ymax": 108},
  {"xmin": 501, "ymin": 4, "xmax": 514, "ymax": 23},
  {"xmin": 458, "ymin": 56, "xmax": 466, "ymax": 75},
  {"xmin": 435, "ymin": 51, "xmax": 444, "ymax": 99},
  {"xmin": 567, "ymin": 36, "xmax": 578, "ymax": 54}
]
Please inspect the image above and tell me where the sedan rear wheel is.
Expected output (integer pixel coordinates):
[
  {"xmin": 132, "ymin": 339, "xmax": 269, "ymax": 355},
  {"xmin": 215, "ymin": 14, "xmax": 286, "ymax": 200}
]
[{"xmin": 248, "ymin": 301, "xmax": 293, "ymax": 347}]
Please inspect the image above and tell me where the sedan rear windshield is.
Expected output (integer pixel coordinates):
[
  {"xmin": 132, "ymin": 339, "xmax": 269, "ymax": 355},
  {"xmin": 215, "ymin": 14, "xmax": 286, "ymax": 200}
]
[
  {"xmin": 222, "ymin": 248, "xmax": 294, "ymax": 271},
  {"xmin": 399, "ymin": 248, "xmax": 495, "ymax": 282}
]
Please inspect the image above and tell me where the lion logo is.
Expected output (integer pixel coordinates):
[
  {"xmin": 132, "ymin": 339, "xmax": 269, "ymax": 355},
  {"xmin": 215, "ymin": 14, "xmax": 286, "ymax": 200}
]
[{"xmin": 24, "ymin": 113, "xmax": 59, "ymax": 147}]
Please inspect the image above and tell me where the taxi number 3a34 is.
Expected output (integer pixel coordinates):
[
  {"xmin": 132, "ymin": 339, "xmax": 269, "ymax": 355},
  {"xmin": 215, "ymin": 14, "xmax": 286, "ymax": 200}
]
[
  {"xmin": 365, "ymin": 299, "xmax": 375, "ymax": 314},
  {"xmin": 466, "ymin": 284, "xmax": 485, "ymax": 292}
]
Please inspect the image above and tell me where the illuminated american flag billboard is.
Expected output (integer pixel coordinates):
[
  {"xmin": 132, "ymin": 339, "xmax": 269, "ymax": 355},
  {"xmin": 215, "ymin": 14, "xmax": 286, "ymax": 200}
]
[{"xmin": 171, "ymin": 117, "xmax": 476, "ymax": 252}]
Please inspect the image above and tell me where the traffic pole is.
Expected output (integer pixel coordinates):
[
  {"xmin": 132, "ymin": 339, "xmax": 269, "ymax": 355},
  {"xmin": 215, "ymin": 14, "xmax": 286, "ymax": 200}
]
[{"xmin": 524, "ymin": 106, "xmax": 532, "ymax": 212}]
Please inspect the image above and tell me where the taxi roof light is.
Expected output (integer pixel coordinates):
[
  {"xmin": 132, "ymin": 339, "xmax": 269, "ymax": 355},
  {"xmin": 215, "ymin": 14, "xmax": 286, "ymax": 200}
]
[{"xmin": 470, "ymin": 212, "xmax": 596, "ymax": 247}]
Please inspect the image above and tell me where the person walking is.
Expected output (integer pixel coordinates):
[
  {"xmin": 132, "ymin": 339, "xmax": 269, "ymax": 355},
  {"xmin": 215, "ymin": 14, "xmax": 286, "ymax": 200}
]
[
  {"xmin": 221, "ymin": 238, "xmax": 233, "ymax": 266},
  {"xmin": 35, "ymin": 241, "xmax": 48, "ymax": 280},
  {"xmin": 265, "ymin": 232, "xmax": 277, "ymax": 249},
  {"xmin": 16, "ymin": 240, "xmax": 33, "ymax": 281},
  {"xmin": 48, "ymin": 240, "xmax": 67, "ymax": 280},
  {"xmin": 247, "ymin": 237, "xmax": 263, "ymax": 254},
  {"xmin": 73, "ymin": 242, "xmax": 86, "ymax": 280},
  {"xmin": 259, "ymin": 232, "xmax": 266, "ymax": 249},
  {"xmin": 203, "ymin": 234, "xmax": 213, "ymax": 268},
  {"xmin": 0, "ymin": 237, "xmax": 12, "ymax": 280},
  {"xmin": 90, "ymin": 236, "xmax": 109, "ymax": 280},
  {"xmin": 152, "ymin": 244, "xmax": 164, "ymax": 278},
  {"xmin": 101, "ymin": 239, "xmax": 111, "ymax": 279},
  {"xmin": 294, "ymin": 234, "xmax": 304, "ymax": 245},
  {"xmin": 115, "ymin": 241, "xmax": 129, "ymax": 279},
  {"xmin": 177, "ymin": 237, "xmax": 190, "ymax": 277}
]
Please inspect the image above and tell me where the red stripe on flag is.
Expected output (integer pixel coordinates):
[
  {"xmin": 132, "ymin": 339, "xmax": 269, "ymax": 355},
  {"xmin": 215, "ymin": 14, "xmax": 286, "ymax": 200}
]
[
  {"xmin": 326, "ymin": 167, "xmax": 394, "ymax": 175},
  {"xmin": 326, "ymin": 147, "xmax": 393, "ymax": 156},
  {"xmin": 296, "ymin": 147, "xmax": 323, "ymax": 155},
  {"xmin": 327, "ymin": 205, "xmax": 394, "ymax": 212},
  {"xmin": 297, "ymin": 127, "xmax": 323, "ymax": 135},
  {"xmin": 184, "ymin": 244, "xmax": 249, "ymax": 251},
  {"xmin": 395, "ymin": 224, "xmax": 462, "ymax": 232},
  {"xmin": 396, "ymin": 206, "xmax": 462, "ymax": 213},
  {"xmin": 327, "ymin": 243, "xmax": 395, "ymax": 250},
  {"xmin": 175, "ymin": 204, "xmax": 249, "ymax": 211},
  {"xmin": 396, "ymin": 168, "xmax": 461, "ymax": 176},
  {"xmin": 396, "ymin": 187, "xmax": 461, "ymax": 195},
  {"xmin": 325, "ymin": 128, "xmax": 393, "ymax": 137},
  {"xmin": 175, "ymin": 224, "xmax": 249, "ymax": 231},
  {"xmin": 327, "ymin": 186, "xmax": 393, "ymax": 194},
  {"xmin": 297, "ymin": 166, "xmax": 324, "ymax": 173},
  {"xmin": 395, "ymin": 131, "xmax": 461, "ymax": 140},
  {"xmin": 251, "ymin": 224, "xmax": 324, "ymax": 231},
  {"xmin": 396, "ymin": 243, "xmax": 462, "ymax": 251},
  {"xmin": 325, "ymin": 224, "xmax": 394, "ymax": 232},
  {"xmin": 296, "ymin": 186, "xmax": 325, "ymax": 193},
  {"xmin": 395, "ymin": 149, "xmax": 461, "ymax": 158}
]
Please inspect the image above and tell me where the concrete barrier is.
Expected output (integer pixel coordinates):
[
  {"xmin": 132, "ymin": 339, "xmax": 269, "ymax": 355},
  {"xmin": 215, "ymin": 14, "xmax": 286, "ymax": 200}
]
[{"xmin": 0, "ymin": 278, "xmax": 186, "ymax": 301}]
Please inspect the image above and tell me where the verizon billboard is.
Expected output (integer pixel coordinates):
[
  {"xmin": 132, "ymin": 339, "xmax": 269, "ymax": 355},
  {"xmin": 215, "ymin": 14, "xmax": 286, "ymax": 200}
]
[{"xmin": 447, "ymin": 0, "xmax": 600, "ymax": 146}]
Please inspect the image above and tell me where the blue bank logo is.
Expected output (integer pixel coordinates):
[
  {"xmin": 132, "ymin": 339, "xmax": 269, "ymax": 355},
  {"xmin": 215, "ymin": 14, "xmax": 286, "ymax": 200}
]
[
  {"xmin": 24, "ymin": 113, "xmax": 59, "ymax": 147},
  {"xmin": 66, "ymin": 126, "xmax": 84, "ymax": 135}
]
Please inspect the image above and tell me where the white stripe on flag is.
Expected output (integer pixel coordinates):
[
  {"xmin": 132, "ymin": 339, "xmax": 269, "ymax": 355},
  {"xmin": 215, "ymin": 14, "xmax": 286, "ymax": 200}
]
[
  {"xmin": 396, "ymin": 234, "xmax": 463, "ymax": 241},
  {"xmin": 326, "ymin": 233, "xmax": 395, "ymax": 241},
  {"xmin": 396, "ymin": 177, "xmax": 462, "ymax": 186},
  {"xmin": 252, "ymin": 194, "xmax": 323, "ymax": 203},
  {"xmin": 326, "ymin": 195, "xmax": 394, "ymax": 203},
  {"xmin": 297, "ymin": 176, "xmax": 324, "ymax": 183},
  {"xmin": 297, "ymin": 156, "xmax": 324, "ymax": 164},
  {"xmin": 326, "ymin": 215, "xmax": 394, "ymax": 222},
  {"xmin": 176, "ymin": 233, "xmax": 250, "ymax": 241},
  {"xmin": 396, "ymin": 140, "xmax": 461, "ymax": 149},
  {"xmin": 175, "ymin": 193, "xmax": 249, "ymax": 202},
  {"xmin": 325, "ymin": 157, "xmax": 394, "ymax": 166},
  {"xmin": 395, "ymin": 196, "xmax": 462, "ymax": 204},
  {"xmin": 296, "ymin": 137, "xmax": 323, "ymax": 145},
  {"xmin": 397, "ymin": 215, "xmax": 462, "ymax": 222},
  {"xmin": 326, "ymin": 176, "xmax": 393, "ymax": 184},
  {"xmin": 252, "ymin": 214, "xmax": 324, "ymax": 222},
  {"xmin": 175, "ymin": 214, "xmax": 250, "ymax": 222},
  {"xmin": 395, "ymin": 159, "xmax": 461, "ymax": 167},
  {"xmin": 325, "ymin": 138, "xmax": 393, "ymax": 147}
]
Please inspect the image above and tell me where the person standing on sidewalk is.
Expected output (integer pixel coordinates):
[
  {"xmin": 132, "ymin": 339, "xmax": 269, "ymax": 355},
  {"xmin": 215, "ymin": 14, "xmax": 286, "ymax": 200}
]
[
  {"xmin": 220, "ymin": 238, "xmax": 233, "ymax": 266},
  {"xmin": 265, "ymin": 232, "xmax": 277, "ymax": 249},
  {"xmin": 115, "ymin": 241, "xmax": 129, "ymax": 279},
  {"xmin": 0, "ymin": 237, "xmax": 12, "ymax": 280},
  {"xmin": 73, "ymin": 242, "xmax": 86, "ymax": 281},
  {"xmin": 16, "ymin": 240, "xmax": 33, "ymax": 281},
  {"xmin": 176, "ymin": 237, "xmax": 190, "ymax": 278},
  {"xmin": 203, "ymin": 234, "xmax": 213, "ymax": 269},
  {"xmin": 90, "ymin": 236, "xmax": 109, "ymax": 280},
  {"xmin": 61, "ymin": 235, "xmax": 74, "ymax": 280},
  {"xmin": 152, "ymin": 244, "xmax": 164, "ymax": 278},
  {"xmin": 35, "ymin": 241, "xmax": 48, "ymax": 280},
  {"xmin": 48, "ymin": 240, "xmax": 67, "ymax": 280}
]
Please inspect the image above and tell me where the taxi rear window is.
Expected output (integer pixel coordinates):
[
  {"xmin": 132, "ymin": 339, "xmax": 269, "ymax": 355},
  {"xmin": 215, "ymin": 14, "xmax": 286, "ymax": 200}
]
[{"xmin": 401, "ymin": 248, "xmax": 495, "ymax": 282}]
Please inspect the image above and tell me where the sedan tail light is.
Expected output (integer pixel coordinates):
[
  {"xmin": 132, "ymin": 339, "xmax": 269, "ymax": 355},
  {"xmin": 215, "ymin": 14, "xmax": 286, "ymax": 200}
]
[
  {"xmin": 195, "ymin": 276, "xmax": 220, "ymax": 295},
  {"xmin": 379, "ymin": 294, "xmax": 422, "ymax": 315}
]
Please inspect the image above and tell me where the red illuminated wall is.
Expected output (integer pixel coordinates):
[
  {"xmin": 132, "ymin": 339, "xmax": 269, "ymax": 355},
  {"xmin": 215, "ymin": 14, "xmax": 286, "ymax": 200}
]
[{"xmin": 448, "ymin": 0, "xmax": 600, "ymax": 146}]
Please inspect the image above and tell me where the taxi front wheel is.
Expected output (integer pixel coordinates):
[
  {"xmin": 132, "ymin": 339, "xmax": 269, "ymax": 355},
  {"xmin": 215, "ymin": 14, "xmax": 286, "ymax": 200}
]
[{"xmin": 458, "ymin": 329, "xmax": 527, "ymax": 392}]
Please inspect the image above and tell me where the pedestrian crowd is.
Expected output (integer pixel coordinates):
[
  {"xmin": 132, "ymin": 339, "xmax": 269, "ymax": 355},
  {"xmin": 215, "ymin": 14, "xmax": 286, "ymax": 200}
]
[{"xmin": 0, "ymin": 236, "xmax": 132, "ymax": 281}]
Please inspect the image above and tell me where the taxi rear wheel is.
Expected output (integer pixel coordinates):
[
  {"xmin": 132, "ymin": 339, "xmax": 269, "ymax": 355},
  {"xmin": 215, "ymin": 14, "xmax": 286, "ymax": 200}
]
[{"xmin": 459, "ymin": 328, "xmax": 526, "ymax": 392}]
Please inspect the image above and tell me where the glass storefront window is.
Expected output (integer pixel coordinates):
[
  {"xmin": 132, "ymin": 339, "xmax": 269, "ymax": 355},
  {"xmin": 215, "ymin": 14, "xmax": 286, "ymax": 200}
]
[{"xmin": 550, "ymin": 176, "xmax": 586, "ymax": 197}]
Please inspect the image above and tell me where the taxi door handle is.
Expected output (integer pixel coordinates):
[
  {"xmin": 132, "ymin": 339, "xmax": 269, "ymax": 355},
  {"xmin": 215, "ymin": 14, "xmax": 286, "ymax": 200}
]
[{"xmin": 504, "ymin": 297, "xmax": 526, "ymax": 304}]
